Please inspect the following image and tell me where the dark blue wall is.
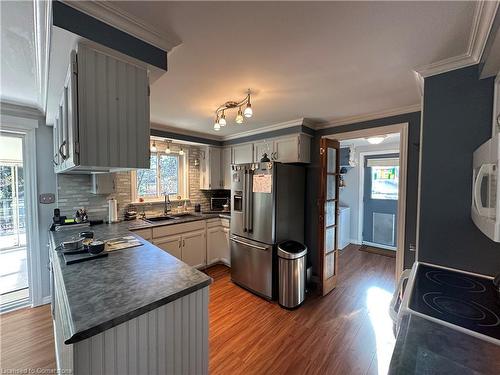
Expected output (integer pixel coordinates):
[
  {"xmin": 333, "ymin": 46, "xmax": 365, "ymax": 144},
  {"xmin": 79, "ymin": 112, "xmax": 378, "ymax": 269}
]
[
  {"xmin": 53, "ymin": 1, "xmax": 167, "ymax": 70},
  {"xmin": 306, "ymin": 112, "xmax": 421, "ymax": 274},
  {"xmin": 419, "ymin": 65, "xmax": 499, "ymax": 276}
]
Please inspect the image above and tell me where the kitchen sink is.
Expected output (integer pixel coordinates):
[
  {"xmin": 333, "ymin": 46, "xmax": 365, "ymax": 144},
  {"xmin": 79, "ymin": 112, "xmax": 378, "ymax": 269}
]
[
  {"xmin": 171, "ymin": 213, "xmax": 199, "ymax": 219},
  {"xmin": 143, "ymin": 216, "xmax": 178, "ymax": 223}
]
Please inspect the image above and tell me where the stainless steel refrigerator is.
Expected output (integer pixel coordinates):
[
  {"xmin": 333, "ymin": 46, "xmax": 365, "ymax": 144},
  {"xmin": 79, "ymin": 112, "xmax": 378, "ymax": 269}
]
[{"xmin": 230, "ymin": 162, "xmax": 305, "ymax": 299}]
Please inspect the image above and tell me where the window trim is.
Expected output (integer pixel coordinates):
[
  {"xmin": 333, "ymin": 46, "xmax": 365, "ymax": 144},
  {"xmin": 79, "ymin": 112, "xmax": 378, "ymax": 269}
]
[{"xmin": 131, "ymin": 150, "xmax": 189, "ymax": 203}]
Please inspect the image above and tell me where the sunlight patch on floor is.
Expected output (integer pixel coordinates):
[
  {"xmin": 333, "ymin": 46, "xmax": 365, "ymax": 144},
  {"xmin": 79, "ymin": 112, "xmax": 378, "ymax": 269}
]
[{"xmin": 366, "ymin": 286, "xmax": 396, "ymax": 375}]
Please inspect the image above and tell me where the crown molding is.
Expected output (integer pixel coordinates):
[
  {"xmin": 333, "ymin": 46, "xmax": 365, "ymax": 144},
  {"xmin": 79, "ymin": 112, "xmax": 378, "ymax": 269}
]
[
  {"xmin": 151, "ymin": 123, "xmax": 222, "ymax": 142},
  {"xmin": 221, "ymin": 118, "xmax": 306, "ymax": 141},
  {"xmin": 0, "ymin": 101, "xmax": 44, "ymax": 120},
  {"xmin": 415, "ymin": 0, "xmax": 498, "ymax": 79},
  {"xmin": 313, "ymin": 104, "xmax": 421, "ymax": 130},
  {"xmin": 33, "ymin": 0, "xmax": 51, "ymax": 114},
  {"xmin": 61, "ymin": 0, "xmax": 182, "ymax": 52}
]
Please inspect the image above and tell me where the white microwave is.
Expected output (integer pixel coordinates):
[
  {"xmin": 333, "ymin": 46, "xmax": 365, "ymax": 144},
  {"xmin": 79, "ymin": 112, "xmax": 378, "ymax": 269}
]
[{"xmin": 471, "ymin": 134, "xmax": 500, "ymax": 241}]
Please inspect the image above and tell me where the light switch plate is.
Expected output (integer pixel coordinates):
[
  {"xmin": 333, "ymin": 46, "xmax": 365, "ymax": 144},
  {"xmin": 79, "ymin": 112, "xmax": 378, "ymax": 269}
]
[{"xmin": 39, "ymin": 193, "xmax": 55, "ymax": 204}]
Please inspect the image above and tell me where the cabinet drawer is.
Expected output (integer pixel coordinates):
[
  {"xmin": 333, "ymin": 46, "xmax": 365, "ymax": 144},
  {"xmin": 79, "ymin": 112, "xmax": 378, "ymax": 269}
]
[
  {"xmin": 152, "ymin": 220, "xmax": 206, "ymax": 238},
  {"xmin": 131, "ymin": 228, "xmax": 152, "ymax": 241},
  {"xmin": 221, "ymin": 218, "xmax": 230, "ymax": 228},
  {"xmin": 206, "ymin": 218, "xmax": 222, "ymax": 228}
]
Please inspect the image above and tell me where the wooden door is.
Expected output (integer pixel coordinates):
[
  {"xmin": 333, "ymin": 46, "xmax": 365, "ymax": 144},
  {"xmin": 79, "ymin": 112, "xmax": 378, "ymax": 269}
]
[
  {"xmin": 182, "ymin": 230, "xmax": 206, "ymax": 268},
  {"xmin": 318, "ymin": 138, "xmax": 340, "ymax": 296}
]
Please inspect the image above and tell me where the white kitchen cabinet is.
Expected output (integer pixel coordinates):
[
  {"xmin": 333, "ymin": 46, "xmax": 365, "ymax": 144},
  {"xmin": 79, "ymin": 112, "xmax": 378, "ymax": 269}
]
[
  {"xmin": 207, "ymin": 227, "xmax": 227, "ymax": 265},
  {"xmin": 53, "ymin": 43, "xmax": 150, "ymax": 173},
  {"xmin": 182, "ymin": 230, "xmax": 206, "ymax": 268},
  {"xmin": 253, "ymin": 140, "xmax": 274, "ymax": 162},
  {"xmin": 200, "ymin": 147, "xmax": 222, "ymax": 190},
  {"xmin": 273, "ymin": 134, "xmax": 310, "ymax": 163},
  {"xmin": 232, "ymin": 143, "xmax": 253, "ymax": 164},
  {"xmin": 155, "ymin": 235, "xmax": 182, "ymax": 260},
  {"xmin": 130, "ymin": 228, "xmax": 152, "ymax": 241},
  {"xmin": 222, "ymin": 147, "xmax": 232, "ymax": 189}
]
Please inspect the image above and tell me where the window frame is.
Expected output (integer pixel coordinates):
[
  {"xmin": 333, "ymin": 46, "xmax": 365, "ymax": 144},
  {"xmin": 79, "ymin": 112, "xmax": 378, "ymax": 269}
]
[{"xmin": 131, "ymin": 150, "xmax": 188, "ymax": 203}]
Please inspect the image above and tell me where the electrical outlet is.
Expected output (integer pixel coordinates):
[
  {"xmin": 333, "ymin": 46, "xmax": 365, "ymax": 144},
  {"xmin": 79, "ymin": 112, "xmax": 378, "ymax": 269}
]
[{"xmin": 39, "ymin": 193, "xmax": 55, "ymax": 204}]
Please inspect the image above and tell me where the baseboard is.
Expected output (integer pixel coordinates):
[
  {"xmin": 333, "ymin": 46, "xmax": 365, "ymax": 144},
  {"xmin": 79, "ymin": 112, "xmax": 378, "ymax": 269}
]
[
  {"xmin": 359, "ymin": 244, "xmax": 396, "ymax": 258},
  {"xmin": 41, "ymin": 296, "xmax": 52, "ymax": 305},
  {"xmin": 349, "ymin": 239, "xmax": 362, "ymax": 245}
]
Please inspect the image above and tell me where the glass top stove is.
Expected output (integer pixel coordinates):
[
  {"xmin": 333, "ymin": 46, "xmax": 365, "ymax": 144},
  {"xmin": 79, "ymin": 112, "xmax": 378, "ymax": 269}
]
[{"xmin": 409, "ymin": 264, "xmax": 500, "ymax": 341}]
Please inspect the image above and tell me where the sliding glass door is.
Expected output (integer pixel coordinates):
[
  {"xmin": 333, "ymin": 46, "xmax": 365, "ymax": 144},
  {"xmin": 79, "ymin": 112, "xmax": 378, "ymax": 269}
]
[{"xmin": 0, "ymin": 133, "xmax": 29, "ymax": 311}]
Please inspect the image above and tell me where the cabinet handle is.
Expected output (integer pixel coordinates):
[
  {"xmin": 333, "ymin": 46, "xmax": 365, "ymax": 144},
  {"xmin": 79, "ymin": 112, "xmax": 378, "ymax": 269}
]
[
  {"xmin": 179, "ymin": 240, "xmax": 181, "ymax": 248},
  {"xmin": 59, "ymin": 141, "xmax": 68, "ymax": 160},
  {"xmin": 183, "ymin": 239, "xmax": 185, "ymax": 247}
]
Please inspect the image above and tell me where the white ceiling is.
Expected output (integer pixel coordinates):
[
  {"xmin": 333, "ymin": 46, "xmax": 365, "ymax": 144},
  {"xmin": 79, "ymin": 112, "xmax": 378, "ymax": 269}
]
[
  {"xmin": 0, "ymin": 1, "xmax": 483, "ymax": 138},
  {"xmin": 0, "ymin": 0, "xmax": 39, "ymax": 109},
  {"xmin": 112, "ymin": 1, "xmax": 476, "ymax": 136}
]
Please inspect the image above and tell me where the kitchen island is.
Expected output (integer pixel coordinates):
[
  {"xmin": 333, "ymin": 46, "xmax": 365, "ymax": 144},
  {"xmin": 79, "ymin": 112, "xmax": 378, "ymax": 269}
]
[{"xmin": 49, "ymin": 219, "xmax": 214, "ymax": 375}]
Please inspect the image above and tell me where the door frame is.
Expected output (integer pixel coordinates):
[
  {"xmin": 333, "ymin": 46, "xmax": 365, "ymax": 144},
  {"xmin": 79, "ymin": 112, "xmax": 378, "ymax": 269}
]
[
  {"xmin": 323, "ymin": 122, "xmax": 408, "ymax": 280},
  {"xmin": 1, "ymin": 111, "xmax": 42, "ymax": 307},
  {"xmin": 358, "ymin": 150, "xmax": 400, "ymax": 250}
]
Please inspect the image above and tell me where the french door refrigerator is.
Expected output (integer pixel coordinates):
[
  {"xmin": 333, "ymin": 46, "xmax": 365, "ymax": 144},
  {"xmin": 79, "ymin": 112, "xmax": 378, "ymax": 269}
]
[{"xmin": 230, "ymin": 162, "xmax": 305, "ymax": 299}]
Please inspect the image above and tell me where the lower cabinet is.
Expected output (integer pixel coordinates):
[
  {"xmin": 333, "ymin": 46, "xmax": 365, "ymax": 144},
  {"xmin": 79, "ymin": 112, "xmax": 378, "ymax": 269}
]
[
  {"xmin": 182, "ymin": 230, "xmax": 206, "ymax": 268},
  {"xmin": 155, "ymin": 235, "xmax": 182, "ymax": 260},
  {"xmin": 150, "ymin": 218, "xmax": 230, "ymax": 269},
  {"xmin": 207, "ymin": 226, "xmax": 230, "ymax": 266}
]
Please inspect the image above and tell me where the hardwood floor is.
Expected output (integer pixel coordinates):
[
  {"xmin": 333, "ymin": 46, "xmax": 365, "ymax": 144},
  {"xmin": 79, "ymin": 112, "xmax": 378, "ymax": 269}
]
[
  {"xmin": 207, "ymin": 244, "xmax": 395, "ymax": 375},
  {"xmin": 0, "ymin": 244, "xmax": 395, "ymax": 375},
  {"xmin": 0, "ymin": 304, "xmax": 56, "ymax": 371}
]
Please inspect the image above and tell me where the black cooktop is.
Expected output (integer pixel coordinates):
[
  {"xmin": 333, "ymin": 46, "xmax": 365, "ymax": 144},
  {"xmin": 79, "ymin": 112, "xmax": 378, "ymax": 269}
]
[{"xmin": 409, "ymin": 264, "xmax": 500, "ymax": 341}]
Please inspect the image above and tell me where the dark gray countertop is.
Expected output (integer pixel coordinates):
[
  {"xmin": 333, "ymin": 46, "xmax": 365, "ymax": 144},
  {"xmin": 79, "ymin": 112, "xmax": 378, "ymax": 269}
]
[
  {"xmin": 389, "ymin": 314, "xmax": 500, "ymax": 375},
  {"xmin": 49, "ymin": 215, "xmax": 221, "ymax": 344}
]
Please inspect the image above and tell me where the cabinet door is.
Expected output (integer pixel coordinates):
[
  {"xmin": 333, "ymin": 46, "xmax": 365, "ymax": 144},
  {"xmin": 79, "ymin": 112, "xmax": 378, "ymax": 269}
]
[
  {"xmin": 253, "ymin": 140, "xmax": 274, "ymax": 162},
  {"xmin": 222, "ymin": 148, "xmax": 232, "ymax": 189},
  {"xmin": 64, "ymin": 52, "xmax": 79, "ymax": 169},
  {"xmin": 53, "ymin": 118, "xmax": 60, "ymax": 172},
  {"xmin": 207, "ymin": 227, "xmax": 224, "ymax": 265},
  {"xmin": 274, "ymin": 136, "xmax": 299, "ymax": 162},
  {"xmin": 222, "ymin": 227, "xmax": 230, "ymax": 266},
  {"xmin": 232, "ymin": 144, "xmax": 253, "ymax": 164},
  {"xmin": 199, "ymin": 148, "xmax": 209, "ymax": 190},
  {"xmin": 209, "ymin": 147, "xmax": 222, "ymax": 189},
  {"xmin": 182, "ymin": 230, "xmax": 206, "ymax": 268},
  {"xmin": 154, "ymin": 235, "xmax": 182, "ymax": 260},
  {"xmin": 77, "ymin": 44, "xmax": 150, "ymax": 169}
]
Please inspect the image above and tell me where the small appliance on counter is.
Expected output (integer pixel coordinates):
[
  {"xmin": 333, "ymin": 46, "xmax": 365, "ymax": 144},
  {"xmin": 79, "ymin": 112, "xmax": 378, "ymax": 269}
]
[{"xmin": 211, "ymin": 197, "xmax": 230, "ymax": 212}]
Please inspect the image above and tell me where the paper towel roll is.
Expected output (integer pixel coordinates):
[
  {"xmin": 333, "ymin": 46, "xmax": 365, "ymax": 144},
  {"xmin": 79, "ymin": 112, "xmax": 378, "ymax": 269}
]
[{"xmin": 108, "ymin": 198, "xmax": 118, "ymax": 223}]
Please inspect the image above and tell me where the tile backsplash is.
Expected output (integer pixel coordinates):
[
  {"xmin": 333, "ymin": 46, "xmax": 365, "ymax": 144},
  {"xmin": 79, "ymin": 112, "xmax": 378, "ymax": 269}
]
[{"xmin": 56, "ymin": 143, "xmax": 230, "ymax": 221}]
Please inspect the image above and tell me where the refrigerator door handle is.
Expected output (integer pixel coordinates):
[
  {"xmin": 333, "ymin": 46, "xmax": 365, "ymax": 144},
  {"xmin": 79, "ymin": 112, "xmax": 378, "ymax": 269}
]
[
  {"xmin": 248, "ymin": 169, "xmax": 253, "ymax": 233},
  {"xmin": 243, "ymin": 169, "xmax": 247, "ymax": 232},
  {"xmin": 230, "ymin": 236, "xmax": 268, "ymax": 251}
]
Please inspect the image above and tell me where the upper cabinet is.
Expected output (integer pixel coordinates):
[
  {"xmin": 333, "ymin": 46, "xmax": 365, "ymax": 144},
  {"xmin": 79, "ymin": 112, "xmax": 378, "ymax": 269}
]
[
  {"xmin": 252, "ymin": 134, "xmax": 311, "ymax": 164},
  {"xmin": 53, "ymin": 43, "xmax": 150, "ymax": 173},
  {"xmin": 200, "ymin": 146, "xmax": 223, "ymax": 190},
  {"xmin": 232, "ymin": 143, "xmax": 254, "ymax": 164},
  {"xmin": 222, "ymin": 147, "xmax": 232, "ymax": 189}
]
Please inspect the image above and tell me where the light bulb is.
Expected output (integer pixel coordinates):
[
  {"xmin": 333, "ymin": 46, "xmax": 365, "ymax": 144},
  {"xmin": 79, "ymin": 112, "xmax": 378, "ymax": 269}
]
[
  {"xmin": 150, "ymin": 142, "xmax": 157, "ymax": 153},
  {"xmin": 365, "ymin": 135, "xmax": 387, "ymax": 145},
  {"xmin": 219, "ymin": 113, "xmax": 226, "ymax": 126},
  {"xmin": 214, "ymin": 122, "xmax": 221, "ymax": 131},
  {"xmin": 235, "ymin": 108, "xmax": 244, "ymax": 124},
  {"xmin": 244, "ymin": 103, "xmax": 252, "ymax": 118},
  {"xmin": 179, "ymin": 147, "xmax": 184, "ymax": 156}
]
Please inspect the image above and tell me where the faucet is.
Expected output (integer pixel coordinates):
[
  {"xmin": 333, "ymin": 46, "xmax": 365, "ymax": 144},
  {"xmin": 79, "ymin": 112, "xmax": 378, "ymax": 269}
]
[{"xmin": 164, "ymin": 193, "xmax": 172, "ymax": 215}]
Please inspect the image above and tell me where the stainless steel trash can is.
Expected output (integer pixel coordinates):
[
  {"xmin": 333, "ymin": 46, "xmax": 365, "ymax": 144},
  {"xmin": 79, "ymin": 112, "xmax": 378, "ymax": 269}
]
[{"xmin": 277, "ymin": 240, "xmax": 307, "ymax": 309}]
